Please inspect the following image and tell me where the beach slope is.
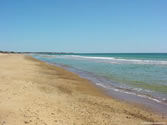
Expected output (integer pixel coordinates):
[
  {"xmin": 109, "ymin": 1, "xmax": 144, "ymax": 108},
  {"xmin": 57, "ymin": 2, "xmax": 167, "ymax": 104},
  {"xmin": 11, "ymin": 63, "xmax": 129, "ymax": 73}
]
[{"xmin": 0, "ymin": 54, "xmax": 166, "ymax": 125}]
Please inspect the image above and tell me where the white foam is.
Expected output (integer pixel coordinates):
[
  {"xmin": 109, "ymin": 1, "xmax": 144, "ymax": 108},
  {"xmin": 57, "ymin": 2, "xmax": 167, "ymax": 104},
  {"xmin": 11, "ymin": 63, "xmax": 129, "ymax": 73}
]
[
  {"xmin": 105, "ymin": 85, "xmax": 163, "ymax": 103},
  {"xmin": 95, "ymin": 81, "xmax": 163, "ymax": 104},
  {"xmin": 55, "ymin": 55, "xmax": 167, "ymax": 65},
  {"xmin": 95, "ymin": 82, "xmax": 108, "ymax": 88}
]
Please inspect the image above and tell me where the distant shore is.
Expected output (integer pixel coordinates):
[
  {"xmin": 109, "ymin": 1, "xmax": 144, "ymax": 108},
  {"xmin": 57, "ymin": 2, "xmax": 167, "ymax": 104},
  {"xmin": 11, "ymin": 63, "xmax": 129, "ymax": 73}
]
[
  {"xmin": 0, "ymin": 53, "xmax": 166, "ymax": 125},
  {"xmin": 0, "ymin": 50, "xmax": 74, "ymax": 54}
]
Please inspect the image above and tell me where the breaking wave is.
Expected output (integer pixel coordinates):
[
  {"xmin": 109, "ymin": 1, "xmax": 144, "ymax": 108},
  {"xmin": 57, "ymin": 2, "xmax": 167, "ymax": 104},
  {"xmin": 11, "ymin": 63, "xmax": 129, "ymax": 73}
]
[{"xmin": 53, "ymin": 55, "xmax": 167, "ymax": 65}]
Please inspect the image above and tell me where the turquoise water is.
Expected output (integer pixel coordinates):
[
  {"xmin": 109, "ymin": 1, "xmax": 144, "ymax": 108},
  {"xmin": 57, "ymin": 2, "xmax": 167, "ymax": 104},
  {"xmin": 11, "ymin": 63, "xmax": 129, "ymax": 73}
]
[{"xmin": 33, "ymin": 53, "xmax": 167, "ymax": 104}]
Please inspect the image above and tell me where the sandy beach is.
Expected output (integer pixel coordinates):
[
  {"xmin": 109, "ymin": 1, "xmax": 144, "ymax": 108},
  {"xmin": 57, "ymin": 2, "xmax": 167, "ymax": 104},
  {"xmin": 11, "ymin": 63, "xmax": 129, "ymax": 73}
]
[{"xmin": 0, "ymin": 53, "xmax": 166, "ymax": 125}]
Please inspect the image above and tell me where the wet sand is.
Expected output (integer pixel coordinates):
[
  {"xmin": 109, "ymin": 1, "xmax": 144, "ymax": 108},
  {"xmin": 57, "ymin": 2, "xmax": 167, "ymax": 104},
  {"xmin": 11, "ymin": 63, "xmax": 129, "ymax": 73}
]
[{"xmin": 0, "ymin": 53, "xmax": 166, "ymax": 125}]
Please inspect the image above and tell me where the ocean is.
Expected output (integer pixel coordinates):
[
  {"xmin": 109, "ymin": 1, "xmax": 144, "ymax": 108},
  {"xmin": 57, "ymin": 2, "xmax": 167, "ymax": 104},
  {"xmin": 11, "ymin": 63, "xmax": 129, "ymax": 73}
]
[{"xmin": 32, "ymin": 53, "xmax": 167, "ymax": 114}]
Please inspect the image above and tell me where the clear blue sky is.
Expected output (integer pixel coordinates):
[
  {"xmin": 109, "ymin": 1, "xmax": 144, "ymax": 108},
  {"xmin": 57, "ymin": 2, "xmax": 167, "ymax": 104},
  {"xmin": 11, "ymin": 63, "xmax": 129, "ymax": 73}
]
[{"xmin": 0, "ymin": 0, "xmax": 167, "ymax": 53}]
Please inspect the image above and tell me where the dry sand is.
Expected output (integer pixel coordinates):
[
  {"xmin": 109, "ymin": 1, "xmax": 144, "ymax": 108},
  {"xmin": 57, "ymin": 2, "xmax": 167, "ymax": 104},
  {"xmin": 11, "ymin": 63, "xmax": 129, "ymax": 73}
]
[{"xmin": 0, "ymin": 53, "xmax": 166, "ymax": 125}]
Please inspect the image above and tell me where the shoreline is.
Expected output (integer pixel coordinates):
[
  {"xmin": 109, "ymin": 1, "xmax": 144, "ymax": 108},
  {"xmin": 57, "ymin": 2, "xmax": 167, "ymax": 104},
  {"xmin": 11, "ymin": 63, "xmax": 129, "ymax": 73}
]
[
  {"xmin": 59, "ymin": 64, "xmax": 167, "ymax": 115},
  {"xmin": 0, "ymin": 53, "xmax": 166, "ymax": 124},
  {"xmin": 38, "ymin": 58, "xmax": 167, "ymax": 116}
]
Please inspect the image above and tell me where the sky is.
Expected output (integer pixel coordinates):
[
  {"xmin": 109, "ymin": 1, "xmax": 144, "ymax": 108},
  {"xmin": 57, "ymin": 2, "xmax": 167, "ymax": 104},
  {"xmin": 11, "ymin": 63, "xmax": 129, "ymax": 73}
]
[{"xmin": 0, "ymin": 0, "xmax": 167, "ymax": 53}]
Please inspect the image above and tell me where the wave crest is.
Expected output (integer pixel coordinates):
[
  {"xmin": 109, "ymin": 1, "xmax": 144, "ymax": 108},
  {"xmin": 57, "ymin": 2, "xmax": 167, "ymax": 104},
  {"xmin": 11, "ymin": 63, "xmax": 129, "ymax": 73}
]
[{"xmin": 55, "ymin": 55, "xmax": 167, "ymax": 65}]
